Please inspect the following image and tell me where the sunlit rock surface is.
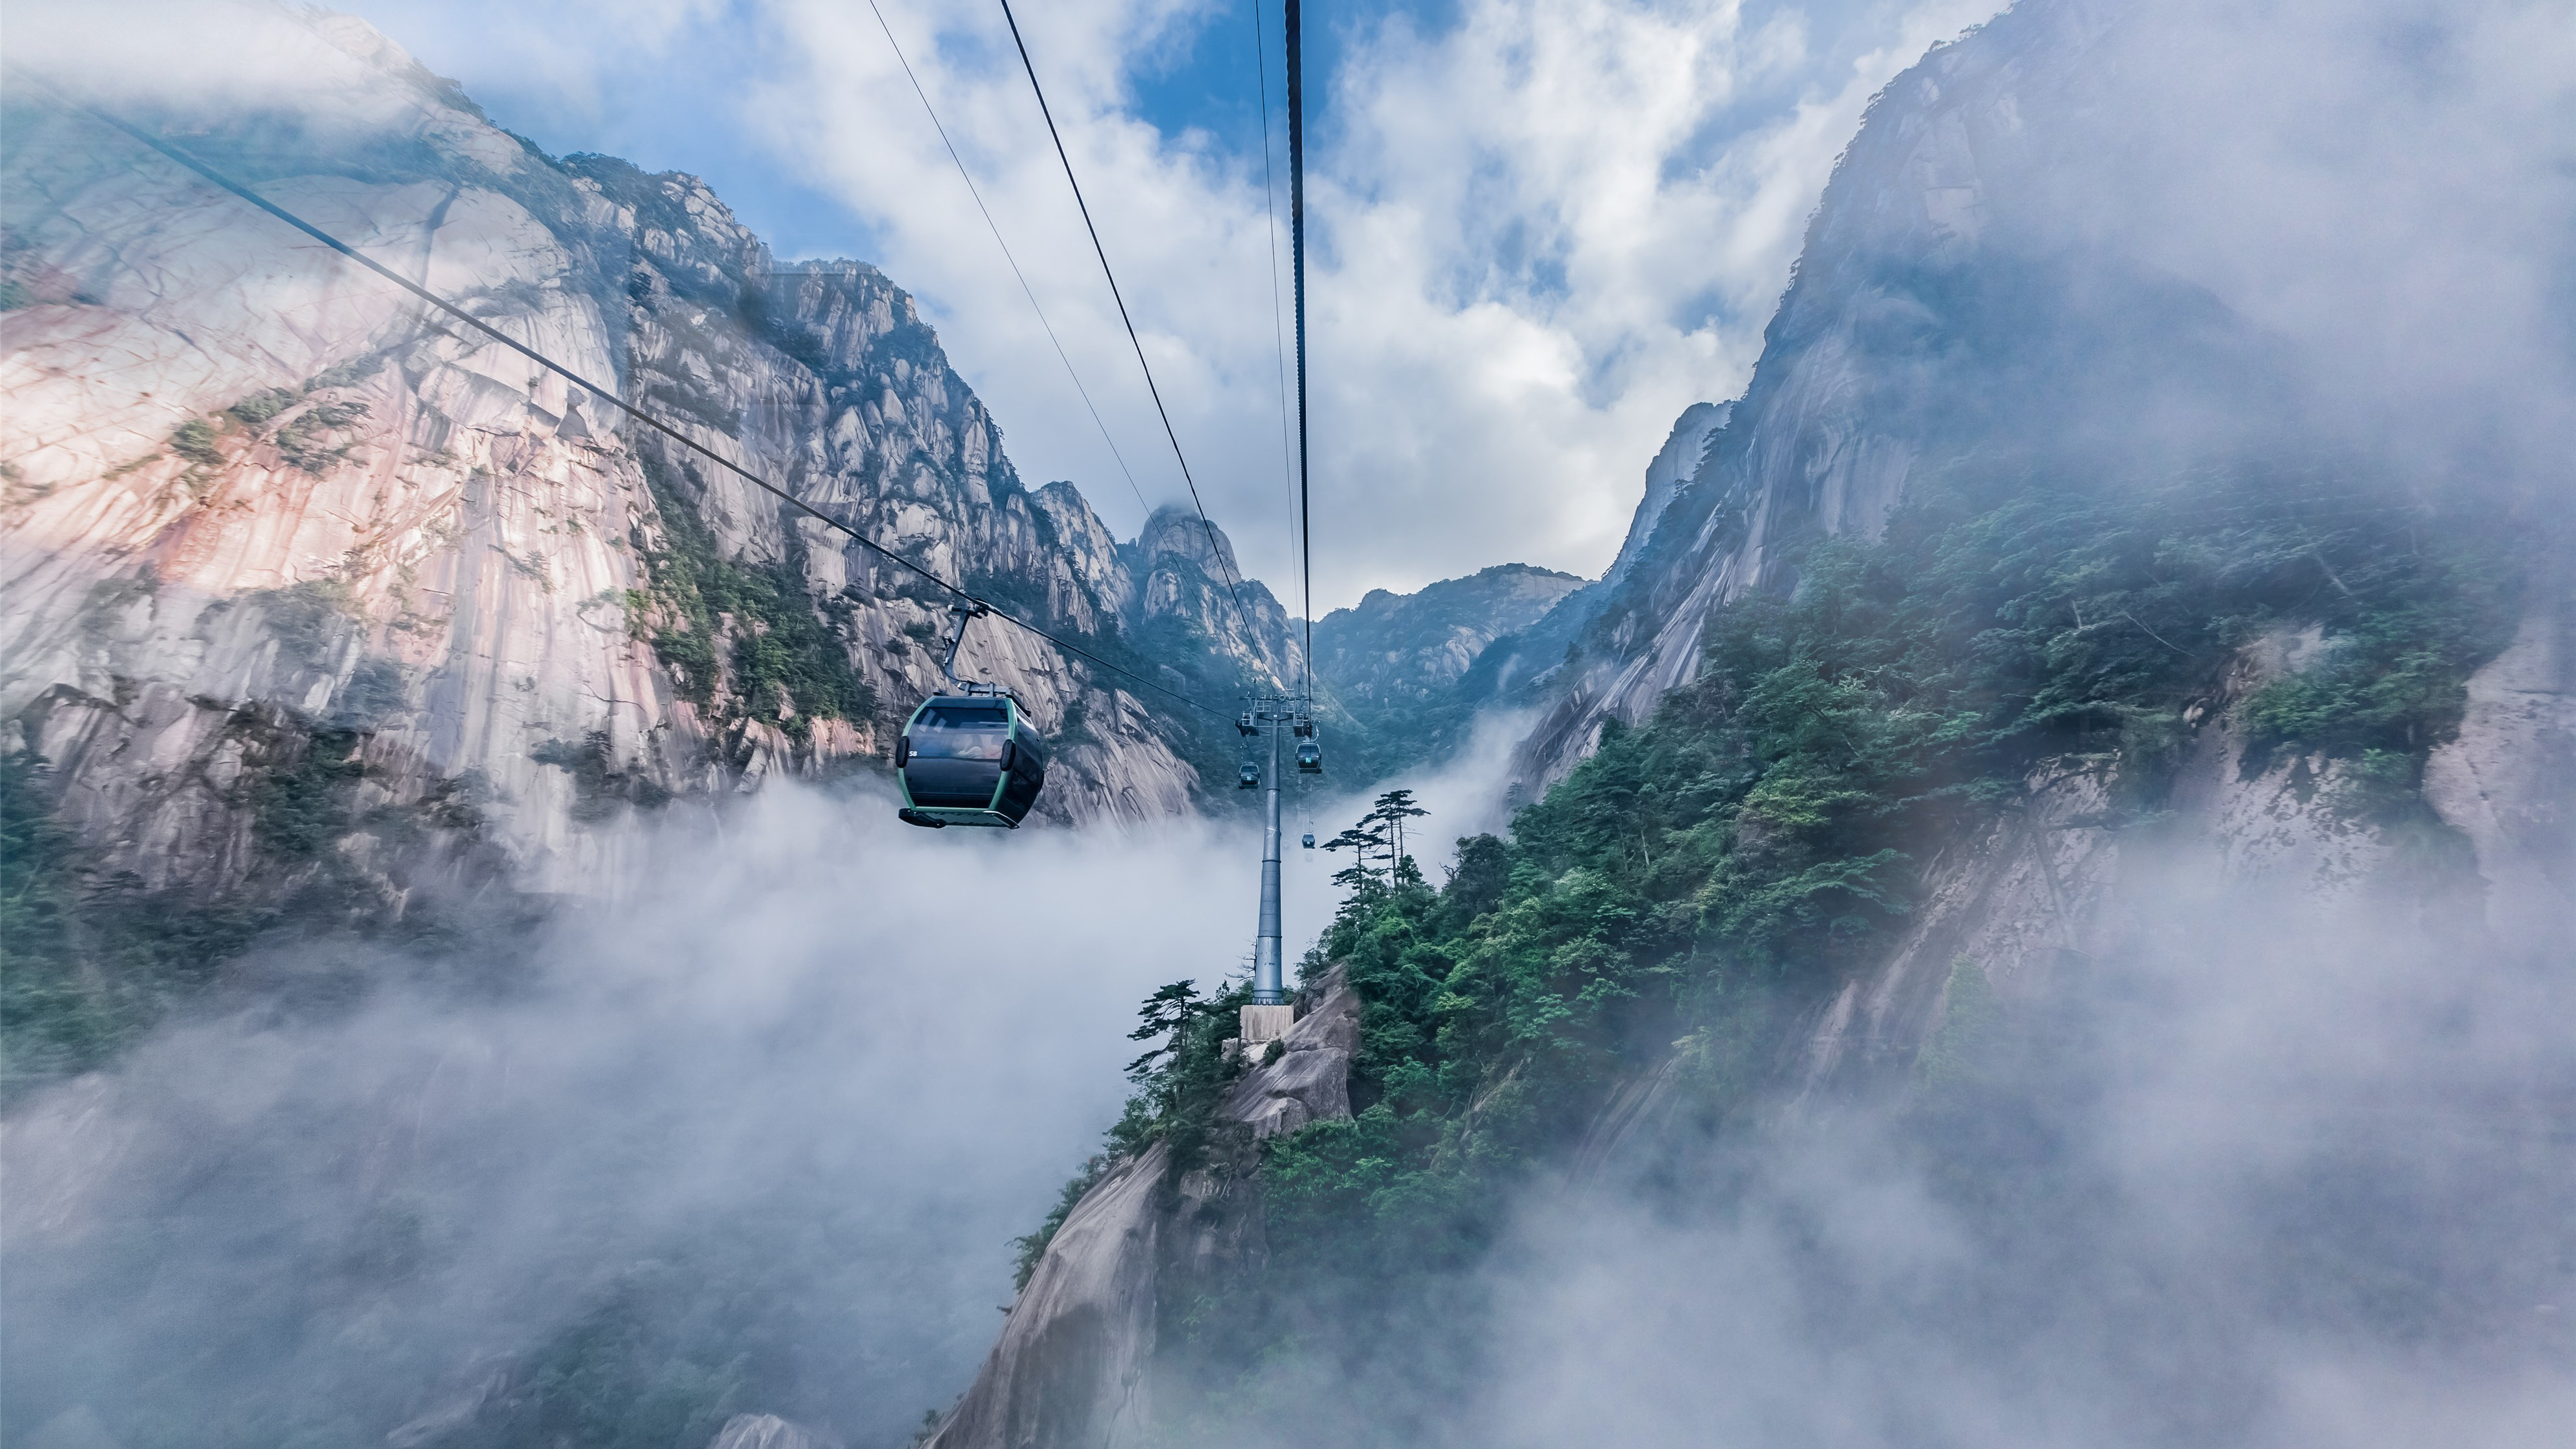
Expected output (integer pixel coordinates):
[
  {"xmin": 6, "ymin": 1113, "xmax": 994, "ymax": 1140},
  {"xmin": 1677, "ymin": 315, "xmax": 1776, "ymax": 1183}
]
[
  {"xmin": 1498, "ymin": 0, "xmax": 2570, "ymax": 1090},
  {"xmin": 926, "ymin": 973, "xmax": 1362, "ymax": 1449},
  {"xmin": 0, "ymin": 18, "xmax": 1314, "ymax": 901}
]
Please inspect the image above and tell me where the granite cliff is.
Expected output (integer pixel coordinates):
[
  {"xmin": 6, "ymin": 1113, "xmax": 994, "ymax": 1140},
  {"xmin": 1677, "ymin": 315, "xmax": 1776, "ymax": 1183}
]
[
  {"xmin": 1492, "ymin": 0, "xmax": 2570, "ymax": 1080},
  {"xmin": 921, "ymin": 2, "xmax": 2572, "ymax": 1442},
  {"xmin": 0, "ymin": 16, "xmax": 1337, "ymax": 929}
]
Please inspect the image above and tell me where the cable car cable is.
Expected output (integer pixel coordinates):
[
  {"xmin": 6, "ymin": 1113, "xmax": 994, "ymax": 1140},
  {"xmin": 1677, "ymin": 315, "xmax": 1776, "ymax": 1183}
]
[
  {"xmin": 861, "ymin": 0, "xmax": 1152, "ymax": 518},
  {"xmin": 994, "ymin": 0, "xmax": 1265, "ymax": 666},
  {"xmin": 77, "ymin": 104, "xmax": 1233, "ymax": 723},
  {"xmin": 1249, "ymin": 0, "xmax": 1306, "ymax": 687},
  {"xmin": 1285, "ymin": 0, "xmax": 1317, "ymax": 709}
]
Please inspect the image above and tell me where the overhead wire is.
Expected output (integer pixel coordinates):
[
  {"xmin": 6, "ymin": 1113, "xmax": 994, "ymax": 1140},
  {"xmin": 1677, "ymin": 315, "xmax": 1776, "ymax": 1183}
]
[
  {"xmin": 77, "ymin": 103, "xmax": 1233, "ymax": 722},
  {"xmin": 859, "ymin": 0, "xmax": 1152, "ymax": 519},
  {"xmin": 1249, "ymin": 0, "xmax": 1307, "ymax": 708},
  {"xmin": 992, "ymin": 0, "xmax": 1268, "ymax": 671},
  {"xmin": 1284, "ymin": 0, "xmax": 1317, "ymax": 709}
]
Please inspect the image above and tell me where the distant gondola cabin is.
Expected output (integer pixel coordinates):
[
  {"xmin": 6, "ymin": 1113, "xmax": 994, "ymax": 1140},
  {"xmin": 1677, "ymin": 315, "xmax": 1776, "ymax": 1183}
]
[{"xmin": 896, "ymin": 694, "xmax": 1048, "ymax": 827}]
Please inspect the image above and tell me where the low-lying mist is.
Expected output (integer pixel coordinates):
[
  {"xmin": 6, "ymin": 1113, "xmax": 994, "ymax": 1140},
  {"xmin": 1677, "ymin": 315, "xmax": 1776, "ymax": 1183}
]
[
  {"xmin": 1463, "ymin": 859, "xmax": 2576, "ymax": 1449},
  {"xmin": 3, "ymin": 785, "xmax": 1272, "ymax": 1448},
  {"xmin": 0, "ymin": 715, "xmax": 1537, "ymax": 1449},
  {"xmin": 1198, "ymin": 820, "xmax": 2575, "ymax": 1449},
  {"xmin": 1280, "ymin": 707, "xmax": 1537, "ymax": 950}
]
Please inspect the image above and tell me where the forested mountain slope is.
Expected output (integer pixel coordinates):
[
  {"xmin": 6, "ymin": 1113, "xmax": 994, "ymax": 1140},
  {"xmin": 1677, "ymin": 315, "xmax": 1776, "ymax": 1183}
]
[
  {"xmin": 0, "ymin": 15, "xmax": 1557, "ymax": 1092},
  {"xmin": 933, "ymin": 1, "xmax": 2575, "ymax": 1443}
]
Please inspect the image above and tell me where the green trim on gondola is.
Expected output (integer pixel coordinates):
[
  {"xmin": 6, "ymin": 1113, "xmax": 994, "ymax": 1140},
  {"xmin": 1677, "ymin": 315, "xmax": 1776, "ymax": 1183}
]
[
  {"xmin": 896, "ymin": 692, "xmax": 1049, "ymax": 829},
  {"xmin": 902, "ymin": 805, "xmax": 1021, "ymax": 827}
]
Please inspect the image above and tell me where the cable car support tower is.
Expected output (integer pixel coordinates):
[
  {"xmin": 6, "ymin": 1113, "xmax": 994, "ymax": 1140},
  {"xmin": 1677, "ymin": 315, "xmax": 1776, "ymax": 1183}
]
[
  {"xmin": 1240, "ymin": 696, "xmax": 1320, "ymax": 1008},
  {"xmin": 1241, "ymin": 0, "xmax": 1320, "ymax": 1037}
]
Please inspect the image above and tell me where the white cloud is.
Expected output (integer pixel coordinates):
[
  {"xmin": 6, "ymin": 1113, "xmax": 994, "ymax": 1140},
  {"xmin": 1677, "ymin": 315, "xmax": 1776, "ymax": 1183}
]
[
  {"xmin": 10, "ymin": 0, "xmax": 2002, "ymax": 609},
  {"xmin": 605, "ymin": 0, "xmax": 2004, "ymax": 607},
  {"xmin": 3, "ymin": 784, "xmax": 1275, "ymax": 1442}
]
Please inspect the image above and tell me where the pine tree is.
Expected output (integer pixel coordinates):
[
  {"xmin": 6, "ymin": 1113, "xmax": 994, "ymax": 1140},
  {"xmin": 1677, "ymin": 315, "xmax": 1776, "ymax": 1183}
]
[
  {"xmin": 1125, "ymin": 979, "xmax": 1204, "ymax": 1081},
  {"xmin": 1369, "ymin": 789, "xmax": 1429, "ymax": 874}
]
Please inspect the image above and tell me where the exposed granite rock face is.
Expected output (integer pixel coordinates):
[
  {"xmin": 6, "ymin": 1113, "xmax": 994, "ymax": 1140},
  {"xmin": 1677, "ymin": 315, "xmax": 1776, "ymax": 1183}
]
[
  {"xmin": 927, "ymin": 1142, "xmax": 1168, "ymax": 1449},
  {"xmin": 1510, "ymin": 0, "xmax": 2255, "ymax": 792},
  {"xmin": 1126, "ymin": 504, "xmax": 1302, "ymax": 687},
  {"xmin": 2423, "ymin": 570, "xmax": 2576, "ymax": 955},
  {"xmin": 1600, "ymin": 399, "xmax": 1728, "ymax": 593},
  {"xmin": 1556, "ymin": 574, "xmax": 2576, "ymax": 1192},
  {"xmin": 926, "ymin": 973, "xmax": 1362, "ymax": 1449},
  {"xmin": 1500, "ymin": 0, "xmax": 2568, "ymax": 1097},
  {"xmin": 1222, "ymin": 975, "xmax": 1362, "ymax": 1139},
  {"xmin": 1784, "ymin": 625, "xmax": 2408, "ymax": 1102},
  {"xmin": 705, "ymin": 1413, "xmax": 844, "ymax": 1449},
  {"xmin": 0, "ymin": 16, "xmax": 1298, "ymax": 903},
  {"xmin": 1474, "ymin": 0, "xmax": 2571, "ymax": 1141},
  {"xmin": 1311, "ymin": 563, "xmax": 1584, "ymax": 713}
]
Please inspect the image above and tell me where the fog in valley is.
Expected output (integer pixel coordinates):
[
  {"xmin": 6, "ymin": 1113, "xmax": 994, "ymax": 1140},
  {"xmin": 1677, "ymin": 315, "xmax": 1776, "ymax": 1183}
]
[
  {"xmin": 5, "ymin": 787, "xmax": 1263, "ymax": 1444},
  {"xmin": 2, "ymin": 716, "xmax": 1534, "ymax": 1447},
  {"xmin": 1461, "ymin": 842, "xmax": 2576, "ymax": 1447},
  {"xmin": 5, "ymin": 0, "xmax": 2574, "ymax": 1445}
]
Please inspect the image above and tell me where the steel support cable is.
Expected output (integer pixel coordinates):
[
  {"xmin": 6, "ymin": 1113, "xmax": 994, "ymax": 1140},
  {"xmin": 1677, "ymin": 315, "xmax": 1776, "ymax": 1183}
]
[
  {"xmin": 81, "ymin": 105, "xmax": 1230, "ymax": 722},
  {"xmin": 1250, "ymin": 0, "xmax": 1305, "ymax": 700},
  {"xmin": 1285, "ymin": 0, "xmax": 1316, "ymax": 709},
  {"xmin": 861, "ymin": 0, "xmax": 1152, "ymax": 518},
  {"xmin": 992, "ymin": 0, "xmax": 1265, "ymax": 667}
]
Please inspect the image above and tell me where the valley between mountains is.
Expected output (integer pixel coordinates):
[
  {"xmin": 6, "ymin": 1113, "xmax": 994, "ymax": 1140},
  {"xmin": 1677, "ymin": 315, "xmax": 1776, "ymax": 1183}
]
[{"xmin": 5, "ymin": 2, "xmax": 2571, "ymax": 1447}]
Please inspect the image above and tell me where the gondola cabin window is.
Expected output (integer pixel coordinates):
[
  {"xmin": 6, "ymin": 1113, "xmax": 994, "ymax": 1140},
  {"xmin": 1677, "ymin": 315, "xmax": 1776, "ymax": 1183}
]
[{"xmin": 911, "ymin": 705, "xmax": 1009, "ymax": 760}]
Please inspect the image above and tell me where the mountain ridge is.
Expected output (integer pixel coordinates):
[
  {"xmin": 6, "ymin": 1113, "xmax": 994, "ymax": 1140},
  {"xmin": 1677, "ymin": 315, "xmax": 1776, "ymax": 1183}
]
[
  {"xmin": 0, "ymin": 13, "xmax": 1549, "ymax": 1090},
  {"xmin": 922, "ymin": 1, "xmax": 2573, "ymax": 1441}
]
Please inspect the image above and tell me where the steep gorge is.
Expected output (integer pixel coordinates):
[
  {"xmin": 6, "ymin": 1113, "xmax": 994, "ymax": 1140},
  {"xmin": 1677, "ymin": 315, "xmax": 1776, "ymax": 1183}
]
[
  {"xmin": 1, "ymin": 18, "xmax": 1268, "ymax": 896},
  {"xmin": 0, "ymin": 16, "xmax": 1390, "ymax": 1089},
  {"xmin": 926, "ymin": 3, "xmax": 2575, "ymax": 1443},
  {"xmin": 6, "ymin": 2, "xmax": 2568, "ymax": 1445}
]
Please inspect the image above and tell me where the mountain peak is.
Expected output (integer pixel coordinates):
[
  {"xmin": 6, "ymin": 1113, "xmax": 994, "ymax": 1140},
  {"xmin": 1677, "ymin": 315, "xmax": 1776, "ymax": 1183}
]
[{"xmin": 1135, "ymin": 503, "xmax": 1242, "ymax": 580}]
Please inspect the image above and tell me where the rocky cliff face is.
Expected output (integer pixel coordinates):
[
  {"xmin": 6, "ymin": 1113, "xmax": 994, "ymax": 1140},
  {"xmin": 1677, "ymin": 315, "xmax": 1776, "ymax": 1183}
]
[
  {"xmin": 0, "ymin": 16, "xmax": 1306, "ymax": 910},
  {"xmin": 926, "ymin": 1, "xmax": 2574, "ymax": 1435},
  {"xmin": 1765, "ymin": 595, "xmax": 2571, "ymax": 1108},
  {"xmin": 1311, "ymin": 563, "xmax": 1583, "ymax": 712},
  {"xmin": 1598, "ymin": 400, "xmax": 1728, "ymax": 594},
  {"xmin": 925, "ymin": 973, "xmax": 1361, "ymax": 1449},
  {"xmin": 1493, "ymin": 0, "xmax": 2570, "ymax": 1098},
  {"xmin": 1511, "ymin": 0, "xmax": 2275, "ymax": 792}
]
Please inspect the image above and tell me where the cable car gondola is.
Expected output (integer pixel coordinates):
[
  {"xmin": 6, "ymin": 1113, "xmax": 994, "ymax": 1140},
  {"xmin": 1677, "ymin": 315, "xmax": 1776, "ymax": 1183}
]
[
  {"xmin": 1293, "ymin": 716, "xmax": 1322, "ymax": 774},
  {"xmin": 896, "ymin": 603, "xmax": 1050, "ymax": 829},
  {"xmin": 896, "ymin": 694, "xmax": 1048, "ymax": 828}
]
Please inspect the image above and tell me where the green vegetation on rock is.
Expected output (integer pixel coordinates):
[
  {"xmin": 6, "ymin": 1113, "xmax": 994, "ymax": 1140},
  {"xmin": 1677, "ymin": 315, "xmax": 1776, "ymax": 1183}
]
[
  {"xmin": 631, "ymin": 453, "xmax": 876, "ymax": 742},
  {"xmin": 1, "ymin": 705, "xmax": 503, "ymax": 1097},
  {"xmin": 1096, "ymin": 453, "xmax": 2523, "ymax": 1431},
  {"xmin": 2, "ymin": 752, "xmax": 249, "ymax": 1091}
]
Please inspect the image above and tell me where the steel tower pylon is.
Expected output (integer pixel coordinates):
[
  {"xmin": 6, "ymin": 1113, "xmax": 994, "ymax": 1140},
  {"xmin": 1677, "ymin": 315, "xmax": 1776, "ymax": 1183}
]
[{"xmin": 1254, "ymin": 703, "xmax": 1285, "ymax": 1005}]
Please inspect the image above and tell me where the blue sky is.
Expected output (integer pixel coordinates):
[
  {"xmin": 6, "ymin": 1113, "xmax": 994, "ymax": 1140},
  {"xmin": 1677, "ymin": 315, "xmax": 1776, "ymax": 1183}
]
[
  {"xmin": 314, "ymin": 0, "xmax": 2001, "ymax": 607},
  {"xmin": 342, "ymin": 1, "xmax": 1438, "ymax": 270}
]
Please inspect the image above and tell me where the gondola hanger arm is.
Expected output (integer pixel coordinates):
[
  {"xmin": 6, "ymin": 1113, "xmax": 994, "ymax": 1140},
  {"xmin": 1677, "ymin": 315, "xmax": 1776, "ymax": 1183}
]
[{"xmin": 941, "ymin": 599, "xmax": 992, "ymax": 686}]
